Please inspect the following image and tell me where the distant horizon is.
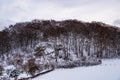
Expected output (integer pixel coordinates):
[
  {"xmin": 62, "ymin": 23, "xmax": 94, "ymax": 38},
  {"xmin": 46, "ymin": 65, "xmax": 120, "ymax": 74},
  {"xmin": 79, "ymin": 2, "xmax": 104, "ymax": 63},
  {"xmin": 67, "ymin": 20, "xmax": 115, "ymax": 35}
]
[
  {"xmin": 0, "ymin": 0, "xmax": 120, "ymax": 30},
  {"xmin": 0, "ymin": 19, "xmax": 120, "ymax": 31}
]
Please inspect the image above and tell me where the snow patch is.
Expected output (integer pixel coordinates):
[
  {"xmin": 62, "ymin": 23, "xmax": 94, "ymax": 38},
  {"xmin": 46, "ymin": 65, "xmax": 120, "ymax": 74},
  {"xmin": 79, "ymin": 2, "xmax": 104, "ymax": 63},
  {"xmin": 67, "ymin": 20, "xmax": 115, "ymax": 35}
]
[{"xmin": 33, "ymin": 59, "xmax": 120, "ymax": 80}]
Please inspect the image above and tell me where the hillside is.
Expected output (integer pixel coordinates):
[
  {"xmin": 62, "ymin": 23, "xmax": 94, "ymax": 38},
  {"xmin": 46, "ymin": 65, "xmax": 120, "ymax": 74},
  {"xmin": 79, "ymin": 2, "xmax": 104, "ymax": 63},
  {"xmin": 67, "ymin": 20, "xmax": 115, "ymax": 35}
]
[{"xmin": 0, "ymin": 19, "xmax": 120, "ymax": 79}]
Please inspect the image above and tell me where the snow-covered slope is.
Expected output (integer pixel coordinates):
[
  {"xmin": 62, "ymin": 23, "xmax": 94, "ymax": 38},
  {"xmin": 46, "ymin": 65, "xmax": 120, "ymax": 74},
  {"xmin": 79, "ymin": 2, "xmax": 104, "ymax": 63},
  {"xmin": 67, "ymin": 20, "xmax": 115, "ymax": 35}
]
[{"xmin": 33, "ymin": 59, "xmax": 120, "ymax": 80}]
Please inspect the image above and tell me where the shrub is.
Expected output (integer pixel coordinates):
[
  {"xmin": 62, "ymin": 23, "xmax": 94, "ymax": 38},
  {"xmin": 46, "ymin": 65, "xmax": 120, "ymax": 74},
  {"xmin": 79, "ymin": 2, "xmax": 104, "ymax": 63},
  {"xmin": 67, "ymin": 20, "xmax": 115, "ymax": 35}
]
[
  {"xmin": 0, "ymin": 66, "xmax": 4, "ymax": 75},
  {"xmin": 28, "ymin": 59, "xmax": 39, "ymax": 76},
  {"xmin": 28, "ymin": 65, "xmax": 39, "ymax": 76}
]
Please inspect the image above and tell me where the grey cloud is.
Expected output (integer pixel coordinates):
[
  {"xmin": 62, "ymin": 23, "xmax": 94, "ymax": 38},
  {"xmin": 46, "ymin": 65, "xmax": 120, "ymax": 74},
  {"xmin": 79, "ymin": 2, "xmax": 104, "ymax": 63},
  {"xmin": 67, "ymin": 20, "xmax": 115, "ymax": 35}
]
[
  {"xmin": 114, "ymin": 19, "xmax": 120, "ymax": 26},
  {"xmin": 0, "ymin": 19, "xmax": 15, "ymax": 30},
  {"xmin": 0, "ymin": 0, "xmax": 120, "ymax": 29},
  {"xmin": 52, "ymin": 0, "xmax": 120, "ymax": 7}
]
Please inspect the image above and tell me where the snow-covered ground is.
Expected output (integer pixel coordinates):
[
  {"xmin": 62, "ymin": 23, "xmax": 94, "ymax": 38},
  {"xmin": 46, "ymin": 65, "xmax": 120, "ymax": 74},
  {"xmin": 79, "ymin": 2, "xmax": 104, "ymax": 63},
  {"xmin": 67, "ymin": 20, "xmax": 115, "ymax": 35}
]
[{"xmin": 33, "ymin": 59, "xmax": 120, "ymax": 80}]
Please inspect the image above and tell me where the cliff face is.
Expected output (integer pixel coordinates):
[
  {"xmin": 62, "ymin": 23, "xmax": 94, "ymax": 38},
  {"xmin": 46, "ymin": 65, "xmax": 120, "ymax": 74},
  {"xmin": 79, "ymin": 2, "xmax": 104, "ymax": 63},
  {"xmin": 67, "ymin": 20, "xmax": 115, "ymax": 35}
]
[{"xmin": 0, "ymin": 19, "xmax": 120, "ymax": 58}]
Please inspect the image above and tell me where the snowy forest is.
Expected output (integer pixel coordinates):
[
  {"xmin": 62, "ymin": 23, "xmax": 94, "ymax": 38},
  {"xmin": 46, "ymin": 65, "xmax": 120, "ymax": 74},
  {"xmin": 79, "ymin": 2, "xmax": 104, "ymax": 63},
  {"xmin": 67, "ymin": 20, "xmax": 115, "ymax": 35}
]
[{"xmin": 0, "ymin": 19, "xmax": 120, "ymax": 80}]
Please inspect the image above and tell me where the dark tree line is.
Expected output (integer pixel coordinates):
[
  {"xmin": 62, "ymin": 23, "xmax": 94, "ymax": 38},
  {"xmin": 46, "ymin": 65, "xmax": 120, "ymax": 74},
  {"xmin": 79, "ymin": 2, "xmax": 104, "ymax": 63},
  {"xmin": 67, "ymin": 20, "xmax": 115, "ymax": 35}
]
[
  {"xmin": 0, "ymin": 19, "xmax": 120, "ymax": 58},
  {"xmin": 0, "ymin": 30, "xmax": 11, "ymax": 55}
]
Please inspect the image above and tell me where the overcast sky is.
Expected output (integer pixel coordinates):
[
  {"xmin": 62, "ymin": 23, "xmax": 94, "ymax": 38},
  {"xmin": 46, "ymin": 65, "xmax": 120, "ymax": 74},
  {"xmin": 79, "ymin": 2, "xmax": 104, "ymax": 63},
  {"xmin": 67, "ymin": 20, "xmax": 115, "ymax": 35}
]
[{"xmin": 0, "ymin": 0, "xmax": 120, "ymax": 30}]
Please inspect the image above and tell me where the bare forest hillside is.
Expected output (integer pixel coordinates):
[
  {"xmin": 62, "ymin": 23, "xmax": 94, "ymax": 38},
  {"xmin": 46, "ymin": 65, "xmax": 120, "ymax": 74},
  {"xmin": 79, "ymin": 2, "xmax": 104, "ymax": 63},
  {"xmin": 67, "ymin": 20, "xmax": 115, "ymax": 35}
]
[{"xmin": 0, "ymin": 19, "xmax": 120, "ymax": 79}]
